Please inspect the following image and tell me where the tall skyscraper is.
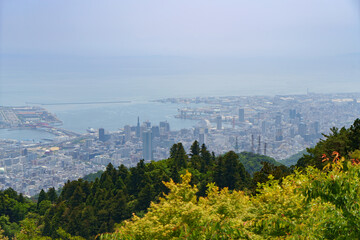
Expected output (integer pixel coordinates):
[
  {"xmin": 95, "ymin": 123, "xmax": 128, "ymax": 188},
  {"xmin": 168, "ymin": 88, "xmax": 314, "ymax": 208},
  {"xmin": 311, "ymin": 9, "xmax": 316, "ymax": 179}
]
[
  {"xmin": 194, "ymin": 127, "xmax": 200, "ymax": 137},
  {"xmin": 261, "ymin": 121, "xmax": 267, "ymax": 134},
  {"xmin": 275, "ymin": 113, "xmax": 282, "ymax": 127},
  {"xmin": 289, "ymin": 109, "xmax": 296, "ymax": 119},
  {"xmin": 298, "ymin": 123, "xmax": 307, "ymax": 137},
  {"xmin": 151, "ymin": 126, "xmax": 160, "ymax": 138},
  {"xmin": 239, "ymin": 108, "xmax": 245, "ymax": 122},
  {"xmin": 124, "ymin": 125, "xmax": 131, "ymax": 142},
  {"xmin": 142, "ymin": 130, "xmax": 153, "ymax": 161},
  {"xmin": 85, "ymin": 139, "xmax": 93, "ymax": 147},
  {"xmin": 275, "ymin": 128, "xmax": 283, "ymax": 141},
  {"xmin": 160, "ymin": 121, "xmax": 170, "ymax": 132},
  {"xmin": 21, "ymin": 148, "xmax": 28, "ymax": 156},
  {"xmin": 290, "ymin": 127, "xmax": 296, "ymax": 138},
  {"xmin": 136, "ymin": 117, "xmax": 140, "ymax": 137},
  {"xmin": 99, "ymin": 128, "xmax": 105, "ymax": 142},
  {"xmin": 313, "ymin": 121, "xmax": 320, "ymax": 135},
  {"xmin": 216, "ymin": 115, "xmax": 222, "ymax": 130},
  {"xmin": 144, "ymin": 121, "xmax": 151, "ymax": 128}
]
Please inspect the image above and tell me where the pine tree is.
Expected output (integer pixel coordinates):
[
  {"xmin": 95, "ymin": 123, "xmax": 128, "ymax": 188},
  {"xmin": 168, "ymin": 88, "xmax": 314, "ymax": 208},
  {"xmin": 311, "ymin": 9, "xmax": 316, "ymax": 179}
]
[
  {"xmin": 200, "ymin": 144, "xmax": 212, "ymax": 172},
  {"xmin": 127, "ymin": 160, "xmax": 146, "ymax": 197},
  {"xmin": 18, "ymin": 193, "xmax": 25, "ymax": 203},
  {"xmin": 117, "ymin": 164, "xmax": 129, "ymax": 181},
  {"xmin": 136, "ymin": 183, "xmax": 155, "ymax": 211},
  {"xmin": 110, "ymin": 190, "xmax": 129, "ymax": 222},
  {"xmin": 170, "ymin": 144, "xmax": 178, "ymax": 159},
  {"xmin": 47, "ymin": 188, "xmax": 57, "ymax": 203},
  {"xmin": 190, "ymin": 155, "xmax": 202, "ymax": 171},
  {"xmin": 69, "ymin": 186, "xmax": 85, "ymax": 207},
  {"xmin": 222, "ymin": 151, "xmax": 251, "ymax": 190},
  {"xmin": 349, "ymin": 118, "xmax": 360, "ymax": 151},
  {"xmin": 37, "ymin": 189, "xmax": 47, "ymax": 209},
  {"xmin": 190, "ymin": 140, "xmax": 200, "ymax": 157},
  {"xmin": 214, "ymin": 156, "xmax": 226, "ymax": 188},
  {"xmin": 175, "ymin": 143, "xmax": 188, "ymax": 169}
]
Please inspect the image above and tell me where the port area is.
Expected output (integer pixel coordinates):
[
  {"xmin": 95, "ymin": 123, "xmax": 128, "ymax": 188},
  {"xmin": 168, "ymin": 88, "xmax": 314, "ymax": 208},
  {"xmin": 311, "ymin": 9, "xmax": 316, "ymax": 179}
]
[{"xmin": 0, "ymin": 106, "xmax": 80, "ymax": 138}]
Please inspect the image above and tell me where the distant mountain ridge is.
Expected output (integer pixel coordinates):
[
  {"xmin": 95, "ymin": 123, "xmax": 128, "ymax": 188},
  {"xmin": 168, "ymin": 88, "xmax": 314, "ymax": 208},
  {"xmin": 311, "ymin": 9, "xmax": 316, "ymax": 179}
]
[
  {"xmin": 279, "ymin": 150, "xmax": 307, "ymax": 167},
  {"xmin": 237, "ymin": 151, "xmax": 282, "ymax": 176}
]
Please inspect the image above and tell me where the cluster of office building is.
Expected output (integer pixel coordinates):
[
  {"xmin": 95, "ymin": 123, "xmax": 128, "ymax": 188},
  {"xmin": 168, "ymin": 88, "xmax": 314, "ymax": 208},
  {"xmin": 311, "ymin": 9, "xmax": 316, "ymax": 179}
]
[
  {"xmin": 160, "ymin": 92, "xmax": 360, "ymax": 159},
  {"xmin": 0, "ymin": 139, "xmax": 103, "ymax": 196},
  {"xmin": 1, "ymin": 92, "xmax": 360, "ymax": 195}
]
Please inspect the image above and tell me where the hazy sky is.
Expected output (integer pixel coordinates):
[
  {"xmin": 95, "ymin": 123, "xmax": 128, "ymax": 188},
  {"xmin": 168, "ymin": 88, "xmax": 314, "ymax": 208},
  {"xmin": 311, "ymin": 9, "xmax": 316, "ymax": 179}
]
[{"xmin": 1, "ymin": 0, "xmax": 359, "ymax": 57}]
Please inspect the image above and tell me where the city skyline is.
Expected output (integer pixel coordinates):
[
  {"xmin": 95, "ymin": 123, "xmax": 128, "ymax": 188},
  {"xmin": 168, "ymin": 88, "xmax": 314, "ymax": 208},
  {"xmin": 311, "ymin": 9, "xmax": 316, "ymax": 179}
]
[{"xmin": 2, "ymin": 92, "xmax": 360, "ymax": 196}]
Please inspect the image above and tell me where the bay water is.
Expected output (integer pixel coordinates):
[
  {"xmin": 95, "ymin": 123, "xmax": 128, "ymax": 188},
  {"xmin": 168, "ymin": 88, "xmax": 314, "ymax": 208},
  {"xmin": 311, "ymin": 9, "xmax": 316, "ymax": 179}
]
[{"xmin": 0, "ymin": 54, "xmax": 359, "ymax": 141}]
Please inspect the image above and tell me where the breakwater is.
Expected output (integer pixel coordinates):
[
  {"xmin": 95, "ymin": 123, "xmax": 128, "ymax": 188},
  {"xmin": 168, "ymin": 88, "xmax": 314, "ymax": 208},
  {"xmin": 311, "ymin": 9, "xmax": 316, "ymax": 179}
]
[{"xmin": 26, "ymin": 101, "xmax": 131, "ymax": 106}]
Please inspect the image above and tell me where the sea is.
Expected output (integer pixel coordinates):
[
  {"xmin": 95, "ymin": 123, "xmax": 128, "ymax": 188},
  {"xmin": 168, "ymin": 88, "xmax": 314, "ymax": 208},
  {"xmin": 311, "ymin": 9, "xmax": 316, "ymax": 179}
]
[{"xmin": 1, "ymin": 54, "xmax": 359, "ymax": 142}]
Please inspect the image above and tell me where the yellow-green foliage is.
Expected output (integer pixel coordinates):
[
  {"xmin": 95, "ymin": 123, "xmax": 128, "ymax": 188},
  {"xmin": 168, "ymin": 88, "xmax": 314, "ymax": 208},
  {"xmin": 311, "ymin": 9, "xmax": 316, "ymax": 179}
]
[
  {"xmin": 349, "ymin": 149, "xmax": 360, "ymax": 160},
  {"xmin": 0, "ymin": 227, "xmax": 9, "ymax": 240},
  {"xmin": 100, "ymin": 171, "xmax": 256, "ymax": 240},
  {"xmin": 14, "ymin": 215, "xmax": 85, "ymax": 240},
  {"xmin": 100, "ymin": 162, "xmax": 360, "ymax": 240}
]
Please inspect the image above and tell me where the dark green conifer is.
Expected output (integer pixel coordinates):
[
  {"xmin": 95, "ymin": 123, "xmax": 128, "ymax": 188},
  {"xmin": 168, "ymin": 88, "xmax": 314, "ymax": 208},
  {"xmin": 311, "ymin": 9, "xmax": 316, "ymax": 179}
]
[
  {"xmin": 170, "ymin": 144, "xmax": 178, "ymax": 159},
  {"xmin": 175, "ymin": 143, "xmax": 188, "ymax": 169},
  {"xmin": 37, "ymin": 189, "xmax": 47, "ymax": 208},
  {"xmin": 117, "ymin": 164, "xmax": 129, "ymax": 181},
  {"xmin": 190, "ymin": 140, "xmax": 200, "ymax": 157},
  {"xmin": 200, "ymin": 144, "xmax": 212, "ymax": 172},
  {"xmin": 18, "ymin": 193, "xmax": 25, "ymax": 203},
  {"xmin": 69, "ymin": 186, "xmax": 85, "ymax": 207},
  {"xmin": 47, "ymin": 187, "xmax": 57, "ymax": 203},
  {"xmin": 136, "ymin": 183, "xmax": 155, "ymax": 211}
]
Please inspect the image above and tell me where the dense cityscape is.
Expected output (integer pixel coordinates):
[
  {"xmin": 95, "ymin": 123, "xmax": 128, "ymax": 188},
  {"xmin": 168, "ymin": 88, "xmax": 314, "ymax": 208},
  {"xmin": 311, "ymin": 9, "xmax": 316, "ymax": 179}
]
[{"xmin": 1, "ymin": 92, "xmax": 360, "ymax": 196}]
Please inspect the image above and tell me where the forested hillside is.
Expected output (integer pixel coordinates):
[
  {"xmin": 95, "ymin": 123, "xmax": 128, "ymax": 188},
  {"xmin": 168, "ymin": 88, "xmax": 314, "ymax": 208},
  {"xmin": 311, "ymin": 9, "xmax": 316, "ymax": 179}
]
[
  {"xmin": 99, "ymin": 118, "xmax": 360, "ymax": 239},
  {"xmin": 40, "ymin": 142, "xmax": 284, "ymax": 239},
  {"xmin": 101, "ymin": 157, "xmax": 360, "ymax": 239},
  {"xmin": 237, "ymin": 151, "xmax": 282, "ymax": 175},
  {"xmin": 1, "ymin": 141, "xmax": 286, "ymax": 239},
  {"xmin": 3, "ymin": 118, "xmax": 360, "ymax": 239},
  {"xmin": 279, "ymin": 149, "xmax": 307, "ymax": 167}
]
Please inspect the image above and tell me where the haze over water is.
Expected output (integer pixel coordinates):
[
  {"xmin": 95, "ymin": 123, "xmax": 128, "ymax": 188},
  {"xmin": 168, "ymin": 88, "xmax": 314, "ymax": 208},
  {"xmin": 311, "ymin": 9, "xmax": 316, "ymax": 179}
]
[
  {"xmin": 0, "ymin": 1, "xmax": 359, "ymax": 136},
  {"xmin": 1, "ymin": 54, "xmax": 359, "ymax": 104},
  {"xmin": 1, "ymin": 53, "xmax": 360, "ymax": 134}
]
